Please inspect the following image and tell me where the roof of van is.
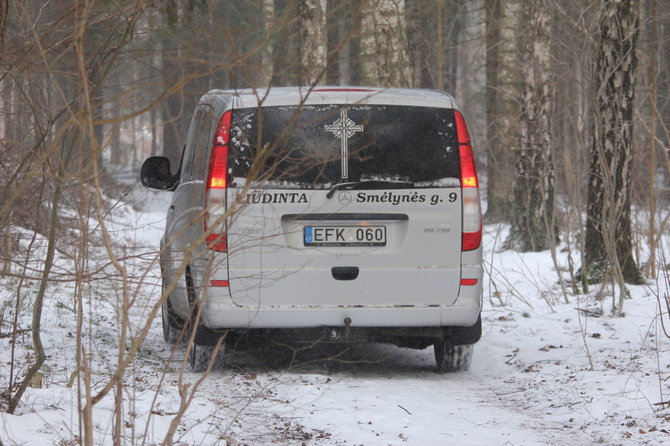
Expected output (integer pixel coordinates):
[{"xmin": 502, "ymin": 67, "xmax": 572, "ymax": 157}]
[{"xmin": 201, "ymin": 87, "xmax": 458, "ymax": 110}]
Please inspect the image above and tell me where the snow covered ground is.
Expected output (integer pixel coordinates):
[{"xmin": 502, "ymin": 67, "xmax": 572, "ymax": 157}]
[{"xmin": 1, "ymin": 187, "xmax": 669, "ymax": 445}]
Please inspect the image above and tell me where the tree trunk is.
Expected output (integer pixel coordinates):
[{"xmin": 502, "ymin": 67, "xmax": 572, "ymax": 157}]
[
  {"xmin": 298, "ymin": 0, "xmax": 327, "ymax": 86},
  {"xmin": 405, "ymin": 0, "xmax": 434, "ymax": 88},
  {"xmin": 2, "ymin": 77, "xmax": 13, "ymax": 144},
  {"xmin": 109, "ymin": 95, "xmax": 122, "ymax": 166},
  {"xmin": 584, "ymin": 0, "xmax": 643, "ymax": 286},
  {"xmin": 206, "ymin": 2, "xmax": 229, "ymax": 89},
  {"xmin": 150, "ymin": 102, "xmax": 158, "ymax": 157},
  {"xmin": 485, "ymin": 0, "xmax": 522, "ymax": 222},
  {"xmin": 271, "ymin": 0, "xmax": 300, "ymax": 86},
  {"xmin": 0, "ymin": 0, "xmax": 8, "ymax": 53},
  {"xmin": 326, "ymin": 0, "xmax": 345, "ymax": 84},
  {"xmin": 259, "ymin": 0, "xmax": 275, "ymax": 87},
  {"xmin": 8, "ymin": 175, "xmax": 62, "ymax": 413},
  {"xmin": 505, "ymin": 0, "xmax": 554, "ymax": 251},
  {"xmin": 161, "ymin": 0, "xmax": 185, "ymax": 171},
  {"xmin": 359, "ymin": 0, "xmax": 411, "ymax": 87},
  {"xmin": 646, "ymin": 0, "xmax": 658, "ymax": 277},
  {"xmin": 347, "ymin": 1, "xmax": 362, "ymax": 85}
]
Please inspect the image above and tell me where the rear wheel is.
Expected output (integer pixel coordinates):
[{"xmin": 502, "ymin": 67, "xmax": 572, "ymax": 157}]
[
  {"xmin": 434, "ymin": 342, "xmax": 473, "ymax": 372},
  {"xmin": 161, "ymin": 297, "xmax": 183, "ymax": 344},
  {"xmin": 182, "ymin": 266, "xmax": 228, "ymax": 372}
]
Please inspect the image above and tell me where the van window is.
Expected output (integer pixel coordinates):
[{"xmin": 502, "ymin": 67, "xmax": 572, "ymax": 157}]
[
  {"xmin": 192, "ymin": 106, "xmax": 215, "ymax": 181},
  {"xmin": 228, "ymin": 104, "xmax": 460, "ymax": 189},
  {"xmin": 181, "ymin": 106, "xmax": 214, "ymax": 181}
]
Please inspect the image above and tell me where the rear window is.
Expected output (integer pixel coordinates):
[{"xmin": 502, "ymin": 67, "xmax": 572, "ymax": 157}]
[{"xmin": 228, "ymin": 104, "xmax": 460, "ymax": 189}]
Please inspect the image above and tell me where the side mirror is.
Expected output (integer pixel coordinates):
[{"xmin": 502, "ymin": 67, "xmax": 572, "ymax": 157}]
[{"xmin": 141, "ymin": 156, "xmax": 177, "ymax": 190}]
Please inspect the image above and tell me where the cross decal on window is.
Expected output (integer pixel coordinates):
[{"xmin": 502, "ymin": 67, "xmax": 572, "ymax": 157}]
[{"xmin": 324, "ymin": 108, "xmax": 364, "ymax": 180}]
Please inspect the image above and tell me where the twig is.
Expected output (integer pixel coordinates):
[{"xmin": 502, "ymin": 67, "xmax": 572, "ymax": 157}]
[
  {"xmin": 0, "ymin": 328, "xmax": 30, "ymax": 339},
  {"xmin": 397, "ymin": 405, "xmax": 412, "ymax": 415}
]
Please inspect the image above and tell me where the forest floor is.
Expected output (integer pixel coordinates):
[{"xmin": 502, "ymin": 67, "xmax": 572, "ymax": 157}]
[{"xmin": 1, "ymin": 187, "xmax": 670, "ymax": 445}]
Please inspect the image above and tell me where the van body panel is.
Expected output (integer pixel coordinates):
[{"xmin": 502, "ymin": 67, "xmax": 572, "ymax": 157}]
[
  {"xmin": 225, "ymin": 188, "xmax": 462, "ymax": 308},
  {"xmin": 202, "ymin": 87, "xmax": 456, "ymax": 111}
]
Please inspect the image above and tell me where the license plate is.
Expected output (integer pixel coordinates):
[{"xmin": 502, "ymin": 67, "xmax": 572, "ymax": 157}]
[{"xmin": 304, "ymin": 226, "xmax": 386, "ymax": 246}]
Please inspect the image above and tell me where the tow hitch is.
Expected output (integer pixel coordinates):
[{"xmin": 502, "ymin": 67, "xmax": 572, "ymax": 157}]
[{"xmin": 329, "ymin": 317, "xmax": 353, "ymax": 340}]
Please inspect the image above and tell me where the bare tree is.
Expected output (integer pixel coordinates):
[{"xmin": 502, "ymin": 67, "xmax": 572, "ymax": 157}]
[
  {"xmin": 160, "ymin": 0, "xmax": 185, "ymax": 170},
  {"xmin": 642, "ymin": 0, "xmax": 660, "ymax": 278},
  {"xmin": 505, "ymin": 0, "xmax": 554, "ymax": 251},
  {"xmin": 584, "ymin": 0, "xmax": 644, "ymax": 307},
  {"xmin": 260, "ymin": 0, "xmax": 276, "ymax": 86},
  {"xmin": 0, "ymin": 0, "xmax": 7, "ymax": 53},
  {"xmin": 359, "ymin": 0, "xmax": 411, "ymax": 86},
  {"xmin": 484, "ymin": 0, "xmax": 522, "ymax": 222},
  {"xmin": 406, "ymin": 0, "xmax": 465, "ymax": 90},
  {"xmin": 298, "ymin": 0, "xmax": 327, "ymax": 85}
]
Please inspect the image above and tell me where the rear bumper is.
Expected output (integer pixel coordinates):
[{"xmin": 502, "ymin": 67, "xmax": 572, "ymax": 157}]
[
  {"xmin": 183, "ymin": 248, "xmax": 484, "ymax": 330},
  {"xmin": 197, "ymin": 292, "xmax": 481, "ymax": 329}
]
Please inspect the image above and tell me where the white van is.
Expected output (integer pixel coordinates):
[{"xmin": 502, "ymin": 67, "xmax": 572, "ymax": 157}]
[{"xmin": 141, "ymin": 87, "xmax": 483, "ymax": 372}]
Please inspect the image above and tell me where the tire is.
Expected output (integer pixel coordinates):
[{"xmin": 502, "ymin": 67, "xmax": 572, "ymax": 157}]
[
  {"xmin": 161, "ymin": 268, "xmax": 187, "ymax": 345},
  {"xmin": 434, "ymin": 342, "xmax": 473, "ymax": 373},
  {"xmin": 189, "ymin": 342, "xmax": 226, "ymax": 373},
  {"xmin": 181, "ymin": 266, "xmax": 227, "ymax": 372},
  {"xmin": 161, "ymin": 297, "xmax": 182, "ymax": 344}
]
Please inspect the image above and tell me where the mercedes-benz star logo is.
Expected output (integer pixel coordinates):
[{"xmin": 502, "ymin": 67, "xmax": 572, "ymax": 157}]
[{"xmin": 338, "ymin": 191, "xmax": 353, "ymax": 205}]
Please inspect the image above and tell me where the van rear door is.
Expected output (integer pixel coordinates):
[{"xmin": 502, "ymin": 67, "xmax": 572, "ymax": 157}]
[{"xmin": 225, "ymin": 104, "xmax": 463, "ymax": 310}]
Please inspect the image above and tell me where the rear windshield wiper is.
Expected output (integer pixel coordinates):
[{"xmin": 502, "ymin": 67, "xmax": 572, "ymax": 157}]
[{"xmin": 326, "ymin": 180, "xmax": 414, "ymax": 199}]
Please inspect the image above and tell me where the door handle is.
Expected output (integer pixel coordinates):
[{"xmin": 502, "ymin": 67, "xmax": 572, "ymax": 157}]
[{"xmin": 331, "ymin": 266, "xmax": 359, "ymax": 281}]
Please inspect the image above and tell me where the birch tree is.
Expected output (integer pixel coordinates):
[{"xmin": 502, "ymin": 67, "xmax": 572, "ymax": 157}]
[
  {"xmin": 505, "ymin": 0, "xmax": 554, "ymax": 251},
  {"xmin": 298, "ymin": 0, "xmax": 327, "ymax": 85},
  {"xmin": 359, "ymin": 0, "xmax": 411, "ymax": 87},
  {"xmin": 485, "ymin": 0, "xmax": 522, "ymax": 222},
  {"xmin": 584, "ymin": 0, "xmax": 644, "ymax": 301}
]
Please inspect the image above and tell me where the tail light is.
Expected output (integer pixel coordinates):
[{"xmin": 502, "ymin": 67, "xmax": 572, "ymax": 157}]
[
  {"xmin": 454, "ymin": 110, "xmax": 482, "ymax": 251},
  {"xmin": 205, "ymin": 110, "xmax": 232, "ymax": 252}
]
